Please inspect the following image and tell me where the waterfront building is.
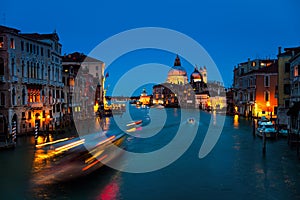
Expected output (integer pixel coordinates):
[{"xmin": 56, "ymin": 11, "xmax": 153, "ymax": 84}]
[
  {"xmin": 152, "ymin": 55, "xmax": 208, "ymax": 108},
  {"xmin": 233, "ymin": 58, "xmax": 277, "ymax": 117},
  {"xmin": 61, "ymin": 52, "xmax": 104, "ymax": 122},
  {"xmin": 276, "ymin": 47, "xmax": 300, "ymax": 126},
  {"xmin": 207, "ymin": 81, "xmax": 226, "ymax": 111},
  {"xmin": 0, "ymin": 25, "xmax": 63, "ymax": 137},
  {"xmin": 139, "ymin": 88, "xmax": 151, "ymax": 105},
  {"xmin": 287, "ymin": 51, "xmax": 300, "ymax": 133},
  {"xmin": 225, "ymin": 88, "xmax": 235, "ymax": 115},
  {"xmin": 190, "ymin": 67, "xmax": 209, "ymax": 109}
]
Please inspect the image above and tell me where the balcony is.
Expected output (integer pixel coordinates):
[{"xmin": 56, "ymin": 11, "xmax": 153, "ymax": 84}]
[
  {"xmin": 293, "ymin": 76, "xmax": 300, "ymax": 83},
  {"xmin": 28, "ymin": 102, "xmax": 43, "ymax": 108},
  {"xmin": 12, "ymin": 76, "xmax": 18, "ymax": 82},
  {"xmin": 41, "ymin": 80, "xmax": 47, "ymax": 85},
  {"xmin": 50, "ymin": 80, "xmax": 55, "ymax": 86},
  {"xmin": 22, "ymin": 77, "xmax": 28, "ymax": 83}
]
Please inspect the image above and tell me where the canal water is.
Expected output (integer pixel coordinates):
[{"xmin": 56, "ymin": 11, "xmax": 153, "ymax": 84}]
[{"xmin": 0, "ymin": 106, "xmax": 300, "ymax": 200}]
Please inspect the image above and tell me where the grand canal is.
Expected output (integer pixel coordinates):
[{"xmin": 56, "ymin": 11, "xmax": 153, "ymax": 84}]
[{"xmin": 1, "ymin": 105, "xmax": 300, "ymax": 199}]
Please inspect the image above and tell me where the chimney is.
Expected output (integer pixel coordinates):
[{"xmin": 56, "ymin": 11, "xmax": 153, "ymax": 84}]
[{"xmin": 278, "ymin": 46, "xmax": 282, "ymax": 55}]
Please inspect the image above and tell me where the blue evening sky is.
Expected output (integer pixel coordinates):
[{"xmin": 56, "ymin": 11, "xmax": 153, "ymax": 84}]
[{"xmin": 2, "ymin": 0, "xmax": 300, "ymax": 95}]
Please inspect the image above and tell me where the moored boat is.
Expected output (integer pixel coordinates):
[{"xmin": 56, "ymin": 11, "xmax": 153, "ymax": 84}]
[{"xmin": 256, "ymin": 121, "xmax": 277, "ymax": 139}]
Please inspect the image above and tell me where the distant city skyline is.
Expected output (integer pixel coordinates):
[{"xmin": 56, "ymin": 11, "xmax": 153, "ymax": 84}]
[{"xmin": 2, "ymin": 0, "xmax": 300, "ymax": 90}]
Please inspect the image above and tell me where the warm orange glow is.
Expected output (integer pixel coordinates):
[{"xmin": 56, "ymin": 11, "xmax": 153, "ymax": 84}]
[
  {"xmin": 35, "ymin": 137, "xmax": 70, "ymax": 148},
  {"xmin": 96, "ymin": 135, "xmax": 115, "ymax": 147},
  {"xmin": 82, "ymin": 154, "xmax": 107, "ymax": 171},
  {"xmin": 46, "ymin": 115, "xmax": 50, "ymax": 119},
  {"xmin": 54, "ymin": 139, "xmax": 85, "ymax": 154},
  {"xmin": 94, "ymin": 103, "xmax": 99, "ymax": 112},
  {"xmin": 233, "ymin": 114, "xmax": 239, "ymax": 128}
]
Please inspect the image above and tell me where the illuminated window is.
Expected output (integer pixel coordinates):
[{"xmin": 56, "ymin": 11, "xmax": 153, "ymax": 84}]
[
  {"xmin": 252, "ymin": 62, "xmax": 256, "ymax": 67},
  {"xmin": 0, "ymin": 37, "xmax": 3, "ymax": 48},
  {"xmin": 260, "ymin": 62, "xmax": 266, "ymax": 67},
  {"xmin": 294, "ymin": 65, "xmax": 298, "ymax": 77},
  {"xmin": 264, "ymin": 91, "xmax": 270, "ymax": 102},
  {"xmin": 10, "ymin": 38, "xmax": 15, "ymax": 49},
  {"xmin": 264, "ymin": 75, "xmax": 270, "ymax": 87}
]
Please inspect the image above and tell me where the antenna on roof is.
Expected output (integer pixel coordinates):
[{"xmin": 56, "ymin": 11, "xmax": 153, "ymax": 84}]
[{"xmin": 53, "ymin": 28, "xmax": 57, "ymax": 33}]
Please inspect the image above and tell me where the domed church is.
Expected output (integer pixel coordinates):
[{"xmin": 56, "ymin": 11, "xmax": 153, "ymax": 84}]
[
  {"xmin": 153, "ymin": 55, "xmax": 209, "ymax": 108},
  {"xmin": 190, "ymin": 66, "xmax": 208, "ymax": 94},
  {"xmin": 166, "ymin": 55, "xmax": 188, "ymax": 85}
]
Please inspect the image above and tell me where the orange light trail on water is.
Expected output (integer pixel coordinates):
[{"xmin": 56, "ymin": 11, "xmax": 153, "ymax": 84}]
[{"xmin": 82, "ymin": 154, "xmax": 108, "ymax": 171}]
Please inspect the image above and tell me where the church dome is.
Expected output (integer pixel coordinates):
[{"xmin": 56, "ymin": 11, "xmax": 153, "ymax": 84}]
[
  {"xmin": 190, "ymin": 68, "xmax": 203, "ymax": 81},
  {"xmin": 167, "ymin": 55, "xmax": 187, "ymax": 77}
]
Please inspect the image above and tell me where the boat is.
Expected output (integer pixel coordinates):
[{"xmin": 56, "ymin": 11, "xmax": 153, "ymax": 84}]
[
  {"xmin": 257, "ymin": 116, "xmax": 269, "ymax": 125},
  {"xmin": 126, "ymin": 120, "xmax": 143, "ymax": 133},
  {"xmin": 151, "ymin": 104, "xmax": 164, "ymax": 109},
  {"xmin": 278, "ymin": 129, "xmax": 288, "ymax": 137},
  {"xmin": 31, "ymin": 131, "xmax": 127, "ymax": 184},
  {"xmin": 256, "ymin": 121, "xmax": 277, "ymax": 139},
  {"xmin": 187, "ymin": 117, "xmax": 196, "ymax": 125}
]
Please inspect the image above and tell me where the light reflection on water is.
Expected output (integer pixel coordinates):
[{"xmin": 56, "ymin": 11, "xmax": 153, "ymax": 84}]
[{"xmin": 1, "ymin": 106, "xmax": 300, "ymax": 199}]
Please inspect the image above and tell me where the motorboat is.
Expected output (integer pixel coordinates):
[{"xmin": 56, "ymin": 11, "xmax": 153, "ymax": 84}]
[
  {"xmin": 31, "ymin": 131, "xmax": 126, "ymax": 184},
  {"xmin": 257, "ymin": 116, "xmax": 269, "ymax": 125},
  {"xmin": 256, "ymin": 121, "xmax": 277, "ymax": 139}
]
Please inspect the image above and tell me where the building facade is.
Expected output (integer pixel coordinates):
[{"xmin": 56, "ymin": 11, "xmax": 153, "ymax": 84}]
[
  {"xmin": 288, "ymin": 51, "xmax": 300, "ymax": 133},
  {"xmin": 276, "ymin": 47, "xmax": 300, "ymax": 126},
  {"xmin": 62, "ymin": 52, "xmax": 105, "ymax": 122},
  {"xmin": 152, "ymin": 55, "xmax": 210, "ymax": 109},
  {"xmin": 233, "ymin": 58, "xmax": 277, "ymax": 118},
  {"xmin": 0, "ymin": 25, "xmax": 63, "ymax": 137}
]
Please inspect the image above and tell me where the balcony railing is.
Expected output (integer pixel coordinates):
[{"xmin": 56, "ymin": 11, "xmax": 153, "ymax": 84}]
[
  {"xmin": 22, "ymin": 77, "xmax": 28, "ymax": 83},
  {"xmin": 28, "ymin": 102, "xmax": 43, "ymax": 108},
  {"xmin": 293, "ymin": 76, "xmax": 300, "ymax": 83},
  {"xmin": 12, "ymin": 76, "xmax": 18, "ymax": 82}
]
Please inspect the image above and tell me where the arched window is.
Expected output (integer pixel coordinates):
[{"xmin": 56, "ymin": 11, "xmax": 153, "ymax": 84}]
[
  {"xmin": 264, "ymin": 91, "xmax": 270, "ymax": 102},
  {"xmin": 31, "ymin": 62, "xmax": 34, "ymax": 78},
  {"xmin": 27, "ymin": 61, "xmax": 30, "ymax": 78},
  {"xmin": 0, "ymin": 92, "xmax": 5, "ymax": 106},
  {"xmin": 11, "ymin": 58, "xmax": 15, "ymax": 76},
  {"xmin": 22, "ymin": 60, "xmax": 25, "ymax": 77},
  {"xmin": 22, "ymin": 88, "xmax": 26, "ymax": 105},
  {"xmin": 12, "ymin": 88, "xmax": 16, "ymax": 105},
  {"xmin": 41, "ymin": 65, "xmax": 44, "ymax": 80},
  {"xmin": 37, "ymin": 63, "xmax": 40, "ymax": 79},
  {"xmin": 0, "ymin": 57, "xmax": 4, "ymax": 76}
]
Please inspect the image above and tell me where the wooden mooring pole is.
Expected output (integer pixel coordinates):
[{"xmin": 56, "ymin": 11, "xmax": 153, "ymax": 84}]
[
  {"xmin": 262, "ymin": 131, "xmax": 266, "ymax": 156},
  {"xmin": 252, "ymin": 119, "xmax": 256, "ymax": 138}
]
